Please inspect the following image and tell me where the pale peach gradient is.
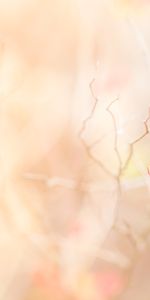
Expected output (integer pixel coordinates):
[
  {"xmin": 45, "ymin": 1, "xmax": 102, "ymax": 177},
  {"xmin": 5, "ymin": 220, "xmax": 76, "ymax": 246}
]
[{"xmin": 0, "ymin": 1, "xmax": 150, "ymax": 300}]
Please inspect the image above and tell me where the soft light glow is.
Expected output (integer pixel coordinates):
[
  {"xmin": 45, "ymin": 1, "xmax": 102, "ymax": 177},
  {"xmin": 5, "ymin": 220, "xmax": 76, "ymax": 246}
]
[{"xmin": 0, "ymin": 1, "xmax": 150, "ymax": 300}]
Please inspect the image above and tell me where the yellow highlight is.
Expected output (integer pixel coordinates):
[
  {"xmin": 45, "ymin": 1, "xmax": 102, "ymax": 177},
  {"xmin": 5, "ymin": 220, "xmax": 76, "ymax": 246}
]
[
  {"xmin": 75, "ymin": 272, "xmax": 97, "ymax": 300},
  {"xmin": 113, "ymin": 0, "xmax": 149, "ymax": 17},
  {"xmin": 122, "ymin": 150, "xmax": 150, "ymax": 179},
  {"xmin": 122, "ymin": 161, "xmax": 141, "ymax": 179}
]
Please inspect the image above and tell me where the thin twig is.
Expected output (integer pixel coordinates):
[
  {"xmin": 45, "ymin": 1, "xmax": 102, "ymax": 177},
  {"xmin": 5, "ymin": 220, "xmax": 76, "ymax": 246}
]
[
  {"xmin": 78, "ymin": 78, "xmax": 99, "ymax": 138},
  {"xmin": 106, "ymin": 98, "xmax": 150, "ymax": 177},
  {"xmin": 106, "ymin": 97, "xmax": 122, "ymax": 178},
  {"xmin": 78, "ymin": 79, "xmax": 115, "ymax": 178},
  {"xmin": 122, "ymin": 107, "xmax": 150, "ymax": 174}
]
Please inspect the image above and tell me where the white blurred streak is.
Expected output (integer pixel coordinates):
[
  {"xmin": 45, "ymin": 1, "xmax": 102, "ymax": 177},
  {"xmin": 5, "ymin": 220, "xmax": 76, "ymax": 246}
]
[
  {"xmin": 23, "ymin": 172, "xmax": 117, "ymax": 192},
  {"xmin": 128, "ymin": 17, "xmax": 150, "ymax": 69},
  {"xmin": 98, "ymin": 248, "xmax": 130, "ymax": 268}
]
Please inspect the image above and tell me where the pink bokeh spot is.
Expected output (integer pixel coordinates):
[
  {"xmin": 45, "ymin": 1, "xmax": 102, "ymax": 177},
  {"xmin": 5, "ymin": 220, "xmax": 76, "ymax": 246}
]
[
  {"xmin": 94, "ymin": 270, "xmax": 124, "ymax": 298},
  {"xmin": 69, "ymin": 221, "xmax": 82, "ymax": 236},
  {"xmin": 93, "ymin": 70, "xmax": 130, "ymax": 96}
]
